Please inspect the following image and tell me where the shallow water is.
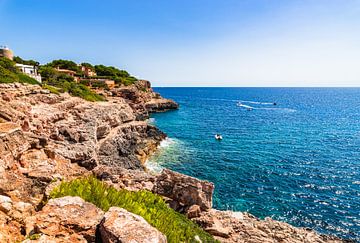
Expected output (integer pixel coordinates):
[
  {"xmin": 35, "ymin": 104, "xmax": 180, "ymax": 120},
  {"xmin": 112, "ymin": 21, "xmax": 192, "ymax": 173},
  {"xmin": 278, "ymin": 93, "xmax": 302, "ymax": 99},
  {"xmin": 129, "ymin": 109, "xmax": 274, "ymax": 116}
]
[{"xmin": 149, "ymin": 87, "xmax": 360, "ymax": 241}]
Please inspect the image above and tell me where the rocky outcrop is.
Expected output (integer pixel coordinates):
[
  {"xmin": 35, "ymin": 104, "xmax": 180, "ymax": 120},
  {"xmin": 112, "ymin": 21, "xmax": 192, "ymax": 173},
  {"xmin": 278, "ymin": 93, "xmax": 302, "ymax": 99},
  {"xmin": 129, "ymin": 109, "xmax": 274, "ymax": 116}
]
[
  {"xmin": 93, "ymin": 165, "xmax": 157, "ymax": 191},
  {"xmin": 0, "ymin": 83, "xmax": 345, "ymax": 243},
  {"xmin": 192, "ymin": 209, "xmax": 343, "ymax": 243},
  {"xmin": 153, "ymin": 169, "xmax": 214, "ymax": 212},
  {"xmin": 0, "ymin": 83, "xmax": 172, "ymax": 173},
  {"xmin": 26, "ymin": 196, "xmax": 104, "ymax": 242},
  {"xmin": 110, "ymin": 80, "xmax": 178, "ymax": 119},
  {"xmin": 0, "ymin": 82, "xmax": 177, "ymax": 242},
  {"xmin": 99, "ymin": 207, "xmax": 167, "ymax": 243}
]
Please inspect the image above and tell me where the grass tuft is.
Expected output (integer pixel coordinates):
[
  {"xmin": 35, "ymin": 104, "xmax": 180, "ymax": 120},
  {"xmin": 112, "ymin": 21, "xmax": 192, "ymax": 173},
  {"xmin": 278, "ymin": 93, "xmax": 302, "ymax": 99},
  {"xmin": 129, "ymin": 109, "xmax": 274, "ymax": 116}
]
[{"xmin": 50, "ymin": 176, "xmax": 217, "ymax": 243}]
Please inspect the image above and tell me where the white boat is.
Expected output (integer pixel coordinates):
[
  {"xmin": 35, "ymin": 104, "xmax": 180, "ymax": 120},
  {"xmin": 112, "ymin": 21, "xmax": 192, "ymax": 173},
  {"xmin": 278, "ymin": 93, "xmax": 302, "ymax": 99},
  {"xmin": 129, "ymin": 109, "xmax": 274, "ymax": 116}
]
[{"xmin": 215, "ymin": 134, "xmax": 223, "ymax": 140}]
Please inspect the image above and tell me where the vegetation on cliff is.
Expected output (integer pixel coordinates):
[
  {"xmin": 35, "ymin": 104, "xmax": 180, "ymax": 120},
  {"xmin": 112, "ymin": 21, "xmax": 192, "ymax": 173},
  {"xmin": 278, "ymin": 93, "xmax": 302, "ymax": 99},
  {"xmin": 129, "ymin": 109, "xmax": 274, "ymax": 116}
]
[
  {"xmin": 0, "ymin": 57, "xmax": 39, "ymax": 85},
  {"xmin": 50, "ymin": 176, "xmax": 217, "ymax": 243},
  {"xmin": 39, "ymin": 66, "xmax": 105, "ymax": 102}
]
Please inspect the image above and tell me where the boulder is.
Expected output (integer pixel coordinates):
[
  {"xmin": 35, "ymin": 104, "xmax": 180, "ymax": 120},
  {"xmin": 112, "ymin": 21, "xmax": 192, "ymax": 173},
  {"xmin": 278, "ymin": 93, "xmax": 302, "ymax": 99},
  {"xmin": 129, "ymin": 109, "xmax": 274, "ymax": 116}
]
[
  {"xmin": 99, "ymin": 207, "xmax": 167, "ymax": 243},
  {"xmin": 0, "ymin": 195, "xmax": 12, "ymax": 213},
  {"xmin": 26, "ymin": 196, "xmax": 104, "ymax": 242},
  {"xmin": 186, "ymin": 204, "xmax": 201, "ymax": 219},
  {"xmin": 153, "ymin": 169, "xmax": 214, "ymax": 211}
]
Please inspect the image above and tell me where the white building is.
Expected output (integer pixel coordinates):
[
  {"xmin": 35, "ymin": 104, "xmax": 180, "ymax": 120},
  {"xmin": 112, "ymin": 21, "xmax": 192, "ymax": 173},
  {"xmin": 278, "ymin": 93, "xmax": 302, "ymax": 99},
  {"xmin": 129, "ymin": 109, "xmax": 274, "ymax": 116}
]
[{"xmin": 15, "ymin": 63, "xmax": 42, "ymax": 83}]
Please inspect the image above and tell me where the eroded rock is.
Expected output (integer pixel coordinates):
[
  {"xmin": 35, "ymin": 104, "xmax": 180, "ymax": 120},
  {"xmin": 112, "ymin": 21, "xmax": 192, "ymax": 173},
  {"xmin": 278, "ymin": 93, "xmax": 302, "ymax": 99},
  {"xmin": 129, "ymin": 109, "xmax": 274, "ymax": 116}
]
[
  {"xmin": 99, "ymin": 207, "xmax": 167, "ymax": 243},
  {"xmin": 153, "ymin": 169, "xmax": 214, "ymax": 211},
  {"xmin": 26, "ymin": 196, "xmax": 104, "ymax": 242}
]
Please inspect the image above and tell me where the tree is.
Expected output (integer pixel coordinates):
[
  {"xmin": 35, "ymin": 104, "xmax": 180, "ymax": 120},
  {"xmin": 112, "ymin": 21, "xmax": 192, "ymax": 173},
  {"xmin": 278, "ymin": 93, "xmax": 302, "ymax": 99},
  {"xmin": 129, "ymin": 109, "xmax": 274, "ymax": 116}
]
[
  {"xmin": 46, "ymin": 59, "xmax": 80, "ymax": 72},
  {"xmin": 81, "ymin": 62, "xmax": 94, "ymax": 69},
  {"xmin": 13, "ymin": 56, "xmax": 39, "ymax": 66}
]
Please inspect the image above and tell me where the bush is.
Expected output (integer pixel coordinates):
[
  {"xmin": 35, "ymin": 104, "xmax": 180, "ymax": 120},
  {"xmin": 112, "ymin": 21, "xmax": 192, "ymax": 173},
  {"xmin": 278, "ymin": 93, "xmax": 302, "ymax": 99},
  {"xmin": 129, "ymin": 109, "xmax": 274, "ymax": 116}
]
[
  {"xmin": 0, "ymin": 57, "xmax": 39, "ymax": 85},
  {"xmin": 13, "ymin": 56, "xmax": 39, "ymax": 66},
  {"xmin": 46, "ymin": 59, "xmax": 80, "ymax": 72},
  {"xmin": 50, "ymin": 177, "xmax": 217, "ymax": 243},
  {"xmin": 39, "ymin": 66, "xmax": 105, "ymax": 102},
  {"xmin": 42, "ymin": 84, "xmax": 60, "ymax": 95}
]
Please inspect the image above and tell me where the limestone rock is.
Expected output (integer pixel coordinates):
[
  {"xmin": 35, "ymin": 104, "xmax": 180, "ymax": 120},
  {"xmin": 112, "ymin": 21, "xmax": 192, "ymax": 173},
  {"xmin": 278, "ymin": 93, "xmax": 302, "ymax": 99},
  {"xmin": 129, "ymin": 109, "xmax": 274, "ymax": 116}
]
[
  {"xmin": 192, "ymin": 209, "xmax": 344, "ymax": 243},
  {"xmin": 26, "ymin": 196, "xmax": 104, "ymax": 242},
  {"xmin": 99, "ymin": 207, "xmax": 167, "ymax": 243},
  {"xmin": 0, "ymin": 195, "xmax": 12, "ymax": 213},
  {"xmin": 93, "ymin": 165, "xmax": 156, "ymax": 191},
  {"xmin": 186, "ymin": 204, "xmax": 201, "ymax": 219},
  {"xmin": 153, "ymin": 169, "xmax": 214, "ymax": 211}
]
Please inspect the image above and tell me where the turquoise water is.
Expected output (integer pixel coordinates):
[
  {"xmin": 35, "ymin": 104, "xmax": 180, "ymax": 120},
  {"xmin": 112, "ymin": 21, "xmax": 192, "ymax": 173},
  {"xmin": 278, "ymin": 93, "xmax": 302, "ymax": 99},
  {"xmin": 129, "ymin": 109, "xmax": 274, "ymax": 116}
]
[{"xmin": 149, "ymin": 88, "xmax": 360, "ymax": 241}]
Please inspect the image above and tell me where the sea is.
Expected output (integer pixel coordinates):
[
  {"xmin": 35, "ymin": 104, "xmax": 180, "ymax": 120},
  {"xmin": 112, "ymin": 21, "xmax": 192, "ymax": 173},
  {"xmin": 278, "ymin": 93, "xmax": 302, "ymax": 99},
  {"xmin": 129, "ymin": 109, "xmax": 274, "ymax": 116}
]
[{"xmin": 147, "ymin": 87, "xmax": 360, "ymax": 241}]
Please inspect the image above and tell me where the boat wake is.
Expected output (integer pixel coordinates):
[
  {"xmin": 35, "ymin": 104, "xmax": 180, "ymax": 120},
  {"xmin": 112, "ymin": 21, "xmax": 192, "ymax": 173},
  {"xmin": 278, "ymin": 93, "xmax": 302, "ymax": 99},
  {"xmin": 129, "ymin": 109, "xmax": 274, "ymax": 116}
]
[
  {"xmin": 237, "ymin": 102, "xmax": 296, "ymax": 112},
  {"xmin": 239, "ymin": 100, "xmax": 274, "ymax": 105}
]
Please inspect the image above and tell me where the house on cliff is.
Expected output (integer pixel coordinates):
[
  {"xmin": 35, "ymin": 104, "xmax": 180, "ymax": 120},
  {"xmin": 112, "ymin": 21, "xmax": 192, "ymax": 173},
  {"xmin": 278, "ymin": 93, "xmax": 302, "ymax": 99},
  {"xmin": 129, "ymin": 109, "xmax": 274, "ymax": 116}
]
[
  {"xmin": 15, "ymin": 63, "xmax": 42, "ymax": 83},
  {"xmin": 55, "ymin": 67, "xmax": 79, "ymax": 82},
  {"xmin": 1, "ymin": 46, "xmax": 42, "ymax": 82},
  {"xmin": 80, "ymin": 65, "xmax": 97, "ymax": 77}
]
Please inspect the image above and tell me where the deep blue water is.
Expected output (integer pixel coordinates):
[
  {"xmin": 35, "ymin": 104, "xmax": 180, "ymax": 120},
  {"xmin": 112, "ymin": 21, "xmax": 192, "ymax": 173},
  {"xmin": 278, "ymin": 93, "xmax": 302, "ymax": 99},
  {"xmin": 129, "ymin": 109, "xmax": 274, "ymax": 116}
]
[{"xmin": 149, "ymin": 88, "xmax": 360, "ymax": 241}]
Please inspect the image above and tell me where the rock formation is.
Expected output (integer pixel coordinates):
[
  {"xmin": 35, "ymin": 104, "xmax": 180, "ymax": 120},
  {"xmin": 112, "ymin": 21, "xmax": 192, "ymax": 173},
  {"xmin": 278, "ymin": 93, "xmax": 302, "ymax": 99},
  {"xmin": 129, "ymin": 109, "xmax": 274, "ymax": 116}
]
[
  {"xmin": 99, "ymin": 207, "xmax": 167, "ymax": 243},
  {"xmin": 25, "ymin": 196, "xmax": 104, "ymax": 242},
  {"xmin": 0, "ymin": 82, "xmax": 345, "ymax": 242}
]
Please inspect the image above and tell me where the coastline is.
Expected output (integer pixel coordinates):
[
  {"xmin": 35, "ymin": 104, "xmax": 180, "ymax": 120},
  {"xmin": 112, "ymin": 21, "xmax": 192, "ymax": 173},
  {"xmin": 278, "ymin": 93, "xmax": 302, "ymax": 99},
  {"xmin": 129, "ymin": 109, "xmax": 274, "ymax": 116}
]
[
  {"xmin": 142, "ymin": 133, "xmax": 347, "ymax": 243},
  {"xmin": 0, "ymin": 81, "xmax": 347, "ymax": 242}
]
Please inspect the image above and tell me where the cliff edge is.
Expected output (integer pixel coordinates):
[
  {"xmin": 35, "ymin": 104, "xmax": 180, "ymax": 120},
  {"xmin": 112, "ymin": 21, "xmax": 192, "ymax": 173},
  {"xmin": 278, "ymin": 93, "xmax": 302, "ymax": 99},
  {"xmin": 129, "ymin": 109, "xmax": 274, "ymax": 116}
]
[{"xmin": 0, "ymin": 82, "xmax": 345, "ymax": 242}]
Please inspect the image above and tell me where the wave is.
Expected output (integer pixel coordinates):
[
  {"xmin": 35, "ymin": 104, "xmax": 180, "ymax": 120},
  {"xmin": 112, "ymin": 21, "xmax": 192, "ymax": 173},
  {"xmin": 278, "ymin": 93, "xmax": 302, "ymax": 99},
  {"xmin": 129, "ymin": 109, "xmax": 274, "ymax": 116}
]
[
  {"xmin": 145, "ymin": 137, "xmax": 178, "ymax": 173},
  {"xmin": 237, "ymin": 103, "xmax": 296, "ymax": 112},
  {"xmin": 147, "ymin": 118, "xmax": 156, "ymax": 124},
  {"xmin": 240, "ymin": 100, "xmax": 274, "ymax": 105},
  {"xmin": 159, "ymin": 137, "xmax": 176, "ymax": 148},
  {"xmin": 237, "ymin": 104, "xmax": 254, "ymax": 109}
]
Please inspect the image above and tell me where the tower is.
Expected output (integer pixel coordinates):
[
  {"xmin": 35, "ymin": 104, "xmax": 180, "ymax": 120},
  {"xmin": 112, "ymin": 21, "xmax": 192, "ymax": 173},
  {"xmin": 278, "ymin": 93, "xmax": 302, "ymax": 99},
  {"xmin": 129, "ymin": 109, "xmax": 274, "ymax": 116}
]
[{"xmin": 0, "ymin": 46, "xmax": 14, "ymax": 60}]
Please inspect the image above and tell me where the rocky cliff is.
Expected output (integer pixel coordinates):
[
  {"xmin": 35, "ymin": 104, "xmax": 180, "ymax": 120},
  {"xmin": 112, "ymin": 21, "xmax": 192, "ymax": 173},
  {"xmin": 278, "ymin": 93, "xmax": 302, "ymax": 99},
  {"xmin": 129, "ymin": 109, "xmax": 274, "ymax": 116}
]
[{"xmin": 0, "ymin": 82, "xmax": 345, "ymax": 242}]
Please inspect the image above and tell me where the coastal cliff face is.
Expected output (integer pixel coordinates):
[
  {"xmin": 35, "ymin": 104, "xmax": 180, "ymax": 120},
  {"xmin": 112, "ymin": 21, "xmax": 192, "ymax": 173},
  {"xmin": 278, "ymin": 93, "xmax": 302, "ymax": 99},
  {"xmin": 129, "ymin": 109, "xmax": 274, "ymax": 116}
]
[{"xmin": 0, "ymin": 82, "xmax": 344, "ymax": 242}]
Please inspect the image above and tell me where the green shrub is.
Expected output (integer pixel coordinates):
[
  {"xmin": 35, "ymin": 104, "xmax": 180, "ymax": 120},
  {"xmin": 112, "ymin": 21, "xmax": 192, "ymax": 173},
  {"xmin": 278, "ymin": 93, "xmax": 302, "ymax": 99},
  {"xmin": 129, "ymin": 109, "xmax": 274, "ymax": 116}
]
[
  {"xmin": 0, "ymin": 57, "xmax": 39, "ymax": 85},
  {"xmin": 42, "ymin": 84, "xmax": 61, "ymax": 95},
  {"xmin": 39, "ymin": 66, "xmax": 105, "ymax": 102},
  {"xmin": 50, "ymin": 177, "xmax": 217, "ymax": 243}
]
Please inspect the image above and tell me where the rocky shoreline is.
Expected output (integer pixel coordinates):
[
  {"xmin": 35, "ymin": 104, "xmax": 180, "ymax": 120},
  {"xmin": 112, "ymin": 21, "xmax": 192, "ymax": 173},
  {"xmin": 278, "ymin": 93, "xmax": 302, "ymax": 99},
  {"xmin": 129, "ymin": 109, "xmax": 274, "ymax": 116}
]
[{"xmin": 0, "ymin": 81, "xmax": 346, "ymax": 242}]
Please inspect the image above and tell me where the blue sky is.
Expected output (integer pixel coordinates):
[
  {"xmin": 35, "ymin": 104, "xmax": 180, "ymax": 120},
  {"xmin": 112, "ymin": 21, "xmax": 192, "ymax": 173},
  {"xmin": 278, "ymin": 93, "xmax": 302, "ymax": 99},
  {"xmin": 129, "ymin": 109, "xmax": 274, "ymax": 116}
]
[{"xmin": 1, "ymin": 0, "xmax": 360, "ymax": 86}]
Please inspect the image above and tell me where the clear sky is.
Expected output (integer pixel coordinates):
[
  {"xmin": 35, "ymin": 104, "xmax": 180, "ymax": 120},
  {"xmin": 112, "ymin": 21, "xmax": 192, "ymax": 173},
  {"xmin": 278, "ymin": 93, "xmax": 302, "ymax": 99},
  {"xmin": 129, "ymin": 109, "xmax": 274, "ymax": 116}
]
[{"xmin": 1, "ymin": 0, "xmax": 359, "ymax": 87}]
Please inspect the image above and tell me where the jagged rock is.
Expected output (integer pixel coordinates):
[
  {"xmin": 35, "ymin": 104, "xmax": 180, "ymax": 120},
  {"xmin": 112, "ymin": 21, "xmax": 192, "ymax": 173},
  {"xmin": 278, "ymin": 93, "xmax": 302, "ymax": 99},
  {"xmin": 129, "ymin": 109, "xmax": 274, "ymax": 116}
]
[
  {"xmin": 0, "ymin": 211, "xmax": 24, "ymax": 242},
  {"xmin": 93, "ymin": 165, "xmax": 156, "ymax": 191},
  {"xmin": 0, "ymin": 123, "xmax": 30, "ymax": 168},
  {"xmin": 144, "ymin": 99, "xmax": 179, "ymax": 113},
  {"xmin": 192, "ymin": 209, "xmax": 344, "ymax": 243},
  {"xmin": 22, "ymin": 234, "xmax": 87, "ymax": 242},
  {"xmin": 96, "ymin": 124, "xmax": 110, "ymax": 139},
  {"xmin": 99, "ymin": 207, "xmax": 167, "ymax": 243},
  {"xmin": 97, "ymin": 122, "xmax": 165, "ymax": 169},
  {"xmin": 26, "ymin": 196, "xmax": 104, "ymax": 242},
  {"xmin": 153, "ymin": 169, "xmax": 214, "ymax": 211},
  {"xmin": 0, "ymin": 195, "xmax": 13, "ymax": 213},
  {"xmin": 186, "ymin": 204, "xmax": 201, "ymax": 219}
]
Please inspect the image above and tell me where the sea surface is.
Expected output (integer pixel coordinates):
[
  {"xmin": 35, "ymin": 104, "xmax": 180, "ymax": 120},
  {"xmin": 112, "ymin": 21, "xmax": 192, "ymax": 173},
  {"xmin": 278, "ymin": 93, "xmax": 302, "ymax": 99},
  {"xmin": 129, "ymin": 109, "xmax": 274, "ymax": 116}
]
[{"xmin": 148, "ymin": 87, "xmax": 360, "ymax": 241}]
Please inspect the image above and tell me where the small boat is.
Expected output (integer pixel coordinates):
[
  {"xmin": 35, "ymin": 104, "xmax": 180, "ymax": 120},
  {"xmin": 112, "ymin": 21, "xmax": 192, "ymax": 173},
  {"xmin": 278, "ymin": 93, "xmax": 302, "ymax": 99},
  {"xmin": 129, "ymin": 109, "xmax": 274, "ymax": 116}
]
[
  {"xmin": 247, "ymin": 107, "xmax": 253, "ymax": 111},
  {"xmin": 215, "ymin": 134, "xmax": 223, "ymax": 140},
  {"xmin": 273, "ymin": 102, "xmax": 277, "ymax": 106}
]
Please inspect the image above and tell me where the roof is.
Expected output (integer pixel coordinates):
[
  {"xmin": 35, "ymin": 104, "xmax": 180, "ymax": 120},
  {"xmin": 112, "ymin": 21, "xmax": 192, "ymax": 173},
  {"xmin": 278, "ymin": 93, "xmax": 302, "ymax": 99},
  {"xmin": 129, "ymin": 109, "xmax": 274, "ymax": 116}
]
[
  {"xmin": 15, "ymin": 63, "xmax": 36, "ymax": 68},
  {"xmin": 56, "ymin": 68, "xmax": 76, "ymax": 74}
]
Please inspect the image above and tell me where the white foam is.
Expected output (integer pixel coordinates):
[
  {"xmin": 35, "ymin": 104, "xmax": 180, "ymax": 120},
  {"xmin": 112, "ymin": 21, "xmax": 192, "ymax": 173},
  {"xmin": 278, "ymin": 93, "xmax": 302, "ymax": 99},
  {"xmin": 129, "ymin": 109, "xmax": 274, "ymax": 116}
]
[
  {"xmin": 147, "ymin": 118, "xmax": 156, "ymax": 124},
  {"xmin": 159, "ymin": 137, "xmax": 176, "ymax": 148},
  {"xmin": 145, "ymin": 137, "xmax": 177, "ymax": 173},
  {"xmin": 237, "ymin": 104, "xmax": 254, "ymax": 109},
  {"xmin": 240, "ymin": 100, "xmax": 274, "ymax": 105}
]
